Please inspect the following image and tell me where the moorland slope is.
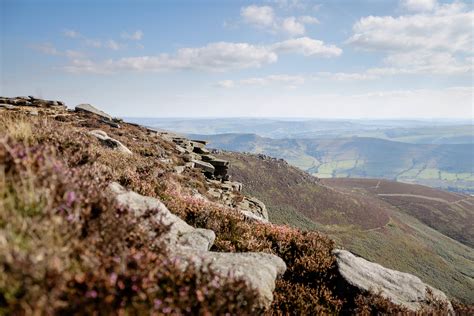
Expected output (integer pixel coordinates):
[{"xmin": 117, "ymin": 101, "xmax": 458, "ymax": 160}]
[
  {"xmin": 220, "ymin": 151, "xmax": 474, "ymax": 303},
  {"xmin": 4, "ymin": 96, "xmax": 466, "ymax": 314}
]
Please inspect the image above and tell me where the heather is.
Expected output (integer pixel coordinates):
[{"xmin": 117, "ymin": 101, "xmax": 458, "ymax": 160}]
[
  {"xmin": 0, "ymin": 112, "xmax": 257, "ymax": 314},
  {"xmin": 0, "ymin": 108, "xmax": 463, "ymax": 314}
]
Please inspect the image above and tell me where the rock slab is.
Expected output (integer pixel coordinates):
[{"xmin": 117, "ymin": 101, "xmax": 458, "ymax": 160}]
[
  {"xmin": 76, "ymin": 103, "xmax": 112, "ymax": 120},
  {"xmin": 88, "ymin": 130, "xmax": 132, "ymax": 154},
  {"xmin": 333, "ymin": 249, "xmax": 453, "ymax": 313}
]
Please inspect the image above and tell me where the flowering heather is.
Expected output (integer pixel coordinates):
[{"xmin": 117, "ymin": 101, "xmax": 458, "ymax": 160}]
[{"xmin": 0, "ymin": 110, "xmax": 465, "ymax": 314}]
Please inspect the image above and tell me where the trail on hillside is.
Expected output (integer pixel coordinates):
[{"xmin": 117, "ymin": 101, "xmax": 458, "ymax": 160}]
[{"xmin": 377, "ymin": 193, "xmax": 468, "ymax": 204}]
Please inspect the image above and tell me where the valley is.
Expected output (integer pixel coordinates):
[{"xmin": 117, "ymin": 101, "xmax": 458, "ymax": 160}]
[
  {"xmin": 219, "ymin": 151, "xmax": 474, "ymax": 303},
  {"xmin": 192, "ymin": 133, "xmax": 474, "ymax": 193},
  {"xmin": 128, "ymin": 117, "xmax": 473, "ymax": 193}
]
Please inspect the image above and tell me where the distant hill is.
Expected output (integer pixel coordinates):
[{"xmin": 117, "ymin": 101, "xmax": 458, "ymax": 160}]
[
  {"xmin": 128, "ymin": 117, "xmax": 474, "ymax": 144},
  {"xmin": 219, "ymin": 151, "xmax": 474, "ymax": 303},
  {"xmin": 195, "ymin": 133, "xmax": 474, "ymax": 193}
]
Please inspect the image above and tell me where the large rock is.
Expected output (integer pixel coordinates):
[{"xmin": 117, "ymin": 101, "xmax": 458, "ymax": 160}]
[
  {"xmin": 174, "ymin": 249, "xmax": 286, "ymax": 309},
  {"xmin": 238, "ymin": 197, "xmax": 269, "ymax": 222},
  {"xmin": 107, "ymin": 182, "xmax": 286, "ymax": 309},
  {"xmin": 0, "ymin": 103, "xmax": 15, "ymax": 109},
  {"xmin": 108, "ymin": 182, "xmax": 214, "ymax": 250},
  {"xmin": 192, "ymin": 159, "xmax": 215, "ymax": 174},
  {"xmin": 207, "ymin": 158, "xmax": 229, "ymax": 167},
  {"xmin": 88, "ymin": 130, "xmax": 132, "ymax": 154},
  {"xmin": 333, "ymin": 249, "xmax": 453, "ymax": 313},
  {"xmin": 76, "ymin": 103, "xmax": 112, "ymax": 120}
]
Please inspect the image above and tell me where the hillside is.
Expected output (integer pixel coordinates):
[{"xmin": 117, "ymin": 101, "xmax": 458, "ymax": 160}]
[
  {"xmin": 194, "ymin": 133, "xmax": 474, "ymax": 193},
  {"xmin": 5, "ymin": 97, "xmax": 469, "ymax": 314},
  {"xmin": 322, "ymin": 178, "xmax": 474, "ymax": 248},
  {"xmin": 219, "ymin": 151, "xmax": 474, "ymax": 304}
]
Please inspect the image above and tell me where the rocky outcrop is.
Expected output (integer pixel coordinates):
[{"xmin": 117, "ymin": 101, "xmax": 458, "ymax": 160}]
[
  {"xmin": 75, "ymin": 103, "xmax": 113, "ymax": 120},
  {"xmin": 108, "ymin": 182, "xmax": 286, "ymax": 309},
  {"xmin": 192, "ymin": 159, "xmax": 215, "ymax": 174},
  {"xmin": 170, "ymin": 137, "xmax": 230, "ymax": 181},
  {"xmin": 88, "ymin": 130, "xmax": 132, "ymax": 154},
  {"xmin": 238, "ymin": 197, "xmax": 269, "ymax": 222},
  {"xmin": 161, "ymin": 134, "xmax": 267, "ymax": 222},
  {"xmin": 0, "ymin": 96, "xmax": 65, "ymax": 108},
  {"xmin": 333, "ymin": 249, "xmax": 453, "ymax": 313}
]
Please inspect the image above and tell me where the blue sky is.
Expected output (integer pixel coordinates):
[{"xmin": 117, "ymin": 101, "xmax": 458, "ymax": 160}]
[{"xmin": 1, "ymin": 0, "xmax": 473, "ymax": 118}]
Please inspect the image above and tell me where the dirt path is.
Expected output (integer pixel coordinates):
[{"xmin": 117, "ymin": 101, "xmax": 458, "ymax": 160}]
[{"xmin": 377, "ymin": 193, "xmax": 467, "ymax": 204}]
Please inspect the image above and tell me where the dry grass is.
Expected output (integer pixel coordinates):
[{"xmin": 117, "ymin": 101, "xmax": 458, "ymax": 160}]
[{"xmin": 0, "ymin": 113, "xmax": 33, "ymax": 143}]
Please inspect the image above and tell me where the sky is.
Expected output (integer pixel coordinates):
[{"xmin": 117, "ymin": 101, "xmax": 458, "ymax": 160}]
[{"xmin": 1, "ymin": 0, "xmax": 473, "ymax": 118}]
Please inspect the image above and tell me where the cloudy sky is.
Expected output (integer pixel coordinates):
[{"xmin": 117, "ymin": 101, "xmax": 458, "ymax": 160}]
[{"xmin": 1, "ymin": 0, "xmax": 473, "ymax": 118}]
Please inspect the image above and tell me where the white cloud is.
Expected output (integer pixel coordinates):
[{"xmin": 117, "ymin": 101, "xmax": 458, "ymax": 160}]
[
  {"xmin": 63, "ymin": 29, "xmax": 81, "ymax": 38},
  {"xmin": 241, "ymin": 5, "xmax": 275, "ymax": 27},
  {"xmin": 272, "ymin": 37, "xmax": 342, "ymax": 57},
  {"xmin": 33, "ymin": 43, "xmax": 85, "ymax": 59},
  {"xmin": 33, "ymin": 42, "xmax": 60, "ymax": 55},
  {"xmin": 62, "ymin": 29, "xmax": 128, "ymax": 50},
  {"xmin": 345, "ymin": 2, "xmax": 473, "ymax": 78},
  {"xmin": 106, "ymin": 40, "xmax": 121, "ymax": 50},
  {"xmin": 314, "ymin": 72, "xmax": 377, "ymax": 81},
  {"xmin": 63, "ymin": 59, "xmax": 111, "ymax": 74},
  {"xmin": 64, "ymin": 42, "xmax": 278, "ymax": 73},
  {"xmin": 240, "ymin": 5, "xmax": 319, "ymax": 36},
  {"xmin": 347, "ymin": 3, "xmax": 473, "ymax": 53},
  {"xmin": 298, "ymin": 16, "xmax": 319, "ymax": 24},
  {"xmin": 379, "ymin": 51, "xmax": 472, "ymax": 74},
  {"xmin": 401, "ymin": 0, "xmax": 437, "ymax": 12},
  {"xmin": 64, "ymin": 50, "xmax": 86, "ymax": 59},
  {"xmin": 314, "ymin": 51, "xmax": 472, "ymax": 81},
  {"xmin": 216, "ymin": 80, "xmax": 235, "ymax": 88},
  {"xmin": 281, "ymin": 17, "xmax": 305, "ymax": 36},
  {"xmin": 63, "ymin": 37, "xmax": 341, "ymax": 74},
  {"xmin": 269, "ymin": 0, "xmax": 307, "ymax": 10},
  {"xmin": 121, "ymin": 30, "xmax": 144, "ymax": 41},
  {"xmin": 84, "ymin": 38, "xmax": 103, "ymax": 48},
  {"xmin": 218, "ymin": 74, "xmax": 305, "ymax": 88}
]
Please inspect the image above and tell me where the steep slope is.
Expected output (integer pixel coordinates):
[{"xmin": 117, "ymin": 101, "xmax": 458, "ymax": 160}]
[{"xmin": 219, "ymin": 151, "xmax": 474, "ymax": 303}]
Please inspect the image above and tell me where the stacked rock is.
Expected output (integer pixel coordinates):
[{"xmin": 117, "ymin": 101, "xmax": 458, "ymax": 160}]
[
  {"xmin": 171, "ymin": 137, "xmax": 231, "ymax": 181},
  {"xmin": 0, "ymin": 96, "xmax": 66, "ymax": 108}
]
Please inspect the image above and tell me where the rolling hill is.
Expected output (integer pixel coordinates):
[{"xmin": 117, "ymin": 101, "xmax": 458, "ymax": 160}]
[
  {"xmin": 218, "ymin": 151, "xmax": 474, "ymax": 303},
  {"xmin": 129, "ymin": 118, "xmax": 474, "ymax": 144},
  {"xmin": 196, "ymin": 133, "xmax": 474, "ymax": 193},
  {"xmin": 321, "ymin": 178, "xmax": 474, "ymax": 248}
]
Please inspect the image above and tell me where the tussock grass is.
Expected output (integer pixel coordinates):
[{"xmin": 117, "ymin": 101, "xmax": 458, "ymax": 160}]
[{"xmin": 0, "ymin": 113, "xmax": 33, "ymax": 143}]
